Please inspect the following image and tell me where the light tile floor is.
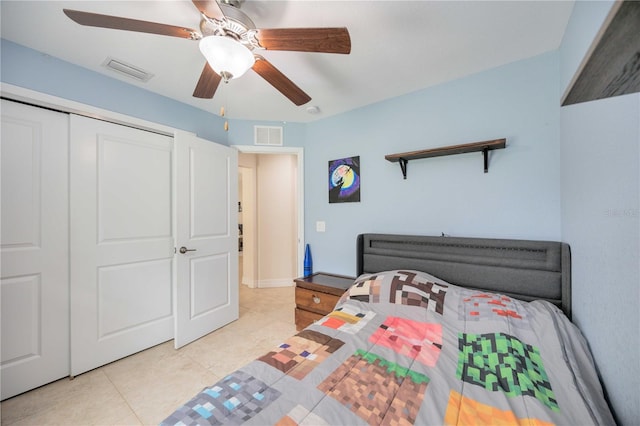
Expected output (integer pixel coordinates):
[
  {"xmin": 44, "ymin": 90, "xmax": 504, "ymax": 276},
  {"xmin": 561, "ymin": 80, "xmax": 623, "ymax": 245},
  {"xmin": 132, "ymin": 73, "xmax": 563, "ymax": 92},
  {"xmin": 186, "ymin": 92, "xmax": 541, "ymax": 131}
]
[{"xmin": 0, "ymin": 285, "xmax": 296, "ymax": 426}]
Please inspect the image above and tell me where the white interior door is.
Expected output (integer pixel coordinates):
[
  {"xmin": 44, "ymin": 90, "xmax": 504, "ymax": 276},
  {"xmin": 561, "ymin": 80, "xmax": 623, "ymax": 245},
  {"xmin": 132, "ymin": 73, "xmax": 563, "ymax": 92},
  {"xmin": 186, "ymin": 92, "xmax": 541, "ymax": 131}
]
[
  {"xmin": 174, "ymin": 131, "xmax": 238, "ymax": 348},
  {"xmin": 69, "ymin": 115, "xmax": 174, "ymax": 376},
  {"xmin": 1, "ymin": 100, "xmax": 69, "ymax": 399}
]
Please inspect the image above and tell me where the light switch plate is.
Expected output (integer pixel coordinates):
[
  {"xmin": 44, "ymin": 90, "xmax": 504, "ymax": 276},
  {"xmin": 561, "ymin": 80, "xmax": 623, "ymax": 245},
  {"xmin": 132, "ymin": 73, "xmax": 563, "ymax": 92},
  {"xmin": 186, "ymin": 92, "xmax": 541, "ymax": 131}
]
[{"xmin": 316, "ymin": 221, "xmax": 326, "ymax": 232}]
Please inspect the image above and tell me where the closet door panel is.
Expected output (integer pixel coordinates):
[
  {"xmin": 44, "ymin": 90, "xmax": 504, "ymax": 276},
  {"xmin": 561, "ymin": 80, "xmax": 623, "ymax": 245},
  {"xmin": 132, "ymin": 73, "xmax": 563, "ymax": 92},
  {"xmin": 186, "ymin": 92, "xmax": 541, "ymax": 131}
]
[
  {"xmin": 70, "ymin": 115, "xmax": 174, "ymax": 376},
  {"xmin": 97, "ymin": 259, "xmax": 172, "ymax": 338},
  {"xmin": 1, "ymin": 100, "xmax": 69, "ymax": 400},
  {"xmin": 174, "ymin": 131, "xmax": 238, "ymax": 348},
  {"xmin": 97, "ymin": 136, "xmax": 171, "ymax": 241}
]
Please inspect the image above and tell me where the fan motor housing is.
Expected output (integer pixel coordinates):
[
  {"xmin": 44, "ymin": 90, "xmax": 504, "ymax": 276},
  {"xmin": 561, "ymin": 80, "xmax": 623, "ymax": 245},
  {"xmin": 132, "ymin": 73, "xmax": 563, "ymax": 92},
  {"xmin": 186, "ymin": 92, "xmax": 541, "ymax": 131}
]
[{"xmin": 200, "ymin": 2, "xmax": 255, "ymax": 41}]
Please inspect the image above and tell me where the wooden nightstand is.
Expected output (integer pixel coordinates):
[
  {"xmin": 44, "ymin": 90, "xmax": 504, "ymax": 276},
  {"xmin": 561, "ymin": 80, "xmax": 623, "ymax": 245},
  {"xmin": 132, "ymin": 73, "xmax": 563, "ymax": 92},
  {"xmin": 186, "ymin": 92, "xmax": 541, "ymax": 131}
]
[{"xmin": 294, "ymin": 272, "xmax": 355, "ymax": 331}]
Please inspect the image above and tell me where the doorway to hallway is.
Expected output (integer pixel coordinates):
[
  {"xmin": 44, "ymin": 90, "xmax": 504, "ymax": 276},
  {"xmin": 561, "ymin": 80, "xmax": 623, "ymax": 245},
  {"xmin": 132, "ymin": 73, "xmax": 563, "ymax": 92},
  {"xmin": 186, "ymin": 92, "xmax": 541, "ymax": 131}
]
[{"xmin": 234, "ymin": 146, "xmax": 304, "ymax": 288}]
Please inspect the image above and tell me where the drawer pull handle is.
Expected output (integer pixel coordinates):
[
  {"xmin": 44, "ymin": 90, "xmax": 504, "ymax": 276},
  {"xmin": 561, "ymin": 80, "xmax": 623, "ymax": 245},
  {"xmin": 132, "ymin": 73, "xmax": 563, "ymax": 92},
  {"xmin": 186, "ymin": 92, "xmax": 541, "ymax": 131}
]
[{"xmin": 313, "ymin": 296, "xmax": 321, "ymax": 304}]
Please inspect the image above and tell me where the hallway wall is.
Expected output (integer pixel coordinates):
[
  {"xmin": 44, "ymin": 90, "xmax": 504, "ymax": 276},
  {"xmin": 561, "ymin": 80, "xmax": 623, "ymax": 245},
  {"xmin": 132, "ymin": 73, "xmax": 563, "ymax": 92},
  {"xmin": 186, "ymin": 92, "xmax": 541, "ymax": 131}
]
[{"xmin": 239, "ymin": 153, "xmax": 297, "ymax": 287}]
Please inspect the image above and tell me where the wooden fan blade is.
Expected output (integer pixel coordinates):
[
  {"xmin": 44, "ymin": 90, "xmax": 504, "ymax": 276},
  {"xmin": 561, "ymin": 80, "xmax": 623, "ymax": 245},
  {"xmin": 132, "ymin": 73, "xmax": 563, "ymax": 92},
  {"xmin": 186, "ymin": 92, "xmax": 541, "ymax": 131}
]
[
  {"xmin": 252, "ymin": 56, "xmax": 311, "ymax": 106},
  {"xmin": 193, "ymin": 63, "xmax": 222, "ymax": 98},
  {"xmin": 63, "ymin": 9, "xmax": 199, "ymax": 39},
  {"xmin": 191, "ymin": 0, "xmax": 226, "ymax": 21},
  {"xmin": 254, "ymin": 28, "xmax": 351, "ymax": 54}
]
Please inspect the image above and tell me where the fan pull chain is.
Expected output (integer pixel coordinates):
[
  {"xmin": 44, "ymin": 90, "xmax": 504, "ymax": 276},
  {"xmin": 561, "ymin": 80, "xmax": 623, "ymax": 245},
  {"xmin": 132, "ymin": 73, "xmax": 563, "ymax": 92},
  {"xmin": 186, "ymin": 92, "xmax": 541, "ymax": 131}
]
[
  {"xmin": 219, "ymin": 81, "xmax": 229, "ymax": 132},
  {"xmin": 220, "ymin": 106, "xmax": 229, "ymax": 131}
]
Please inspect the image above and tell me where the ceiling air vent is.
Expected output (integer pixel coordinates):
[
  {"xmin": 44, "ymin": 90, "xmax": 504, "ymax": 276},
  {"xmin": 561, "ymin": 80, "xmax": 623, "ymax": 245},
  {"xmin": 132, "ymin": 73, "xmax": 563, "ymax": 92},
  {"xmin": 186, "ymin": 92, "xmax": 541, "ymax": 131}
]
[
  {"xmin": 102, "ymin": 57, "xmax": 154, "ymax": 82},
  {"xmin": 254, "ymin": 126, "xmax": 283, "ymax": 146}
]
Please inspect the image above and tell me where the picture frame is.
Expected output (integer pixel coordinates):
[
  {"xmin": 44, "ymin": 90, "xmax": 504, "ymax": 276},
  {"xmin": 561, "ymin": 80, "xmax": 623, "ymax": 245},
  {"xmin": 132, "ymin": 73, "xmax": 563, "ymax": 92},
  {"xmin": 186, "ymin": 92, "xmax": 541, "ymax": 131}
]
[{"xmin": 328, "ymin": 156, "xmax": 361, "ymax": 203}]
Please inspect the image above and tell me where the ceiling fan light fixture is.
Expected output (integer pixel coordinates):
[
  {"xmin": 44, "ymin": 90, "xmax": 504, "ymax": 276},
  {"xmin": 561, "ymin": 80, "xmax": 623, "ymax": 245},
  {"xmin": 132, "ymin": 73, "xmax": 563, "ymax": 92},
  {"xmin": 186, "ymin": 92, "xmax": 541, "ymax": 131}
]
[{"xmin": 199, "ymin": 36, "xmax": 255, "ymax": 81}]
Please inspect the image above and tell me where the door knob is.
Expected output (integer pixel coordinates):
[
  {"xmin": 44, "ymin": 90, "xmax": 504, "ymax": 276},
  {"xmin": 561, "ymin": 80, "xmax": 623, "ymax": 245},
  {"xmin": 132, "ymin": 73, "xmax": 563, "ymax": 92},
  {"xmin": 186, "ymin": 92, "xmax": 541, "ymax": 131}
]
[{"xmin": 179, "ymin": 246, "xmax": 197, "ymax": 254}]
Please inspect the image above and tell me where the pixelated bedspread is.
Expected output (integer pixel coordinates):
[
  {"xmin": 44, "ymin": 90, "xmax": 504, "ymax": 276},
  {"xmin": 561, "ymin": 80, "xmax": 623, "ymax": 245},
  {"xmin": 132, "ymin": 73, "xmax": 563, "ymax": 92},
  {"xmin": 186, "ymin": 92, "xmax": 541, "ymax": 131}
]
[{"xmin": 161, "ymin": 270, "xmax": 614, "ymax": 425}]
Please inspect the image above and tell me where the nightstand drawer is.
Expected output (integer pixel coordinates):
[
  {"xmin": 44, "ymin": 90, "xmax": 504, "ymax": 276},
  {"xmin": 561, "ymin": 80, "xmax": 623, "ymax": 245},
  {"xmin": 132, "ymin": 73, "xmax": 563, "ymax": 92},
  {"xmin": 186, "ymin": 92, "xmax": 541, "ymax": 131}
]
[
  {"xmin": 293, "ymin": 272, "xmax": 355, "ymax": 331},
  {"xmin": 295, "ymin": 287, "xmax": 341, "ymax": 315},
  {"xmin": 294, "ymin": 308, "xmax": 324, "ymax": 330}
]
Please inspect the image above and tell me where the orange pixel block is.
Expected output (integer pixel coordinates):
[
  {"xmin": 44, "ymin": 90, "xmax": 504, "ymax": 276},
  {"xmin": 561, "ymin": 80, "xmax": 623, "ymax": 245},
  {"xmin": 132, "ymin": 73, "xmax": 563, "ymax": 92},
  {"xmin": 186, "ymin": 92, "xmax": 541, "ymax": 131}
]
[{"xmin": 444, "ymin": 390, "xmax": 554, "ymax": 426}]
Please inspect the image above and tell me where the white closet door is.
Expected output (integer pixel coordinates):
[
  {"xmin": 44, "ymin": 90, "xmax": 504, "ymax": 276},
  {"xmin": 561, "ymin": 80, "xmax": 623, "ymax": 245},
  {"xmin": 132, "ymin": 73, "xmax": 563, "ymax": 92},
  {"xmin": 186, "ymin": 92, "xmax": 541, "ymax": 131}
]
[
  {"xmin": 1, "ymin": 100, "xmax": 69, "ymax": 399},
  {"xmin": 174, "ymin": 131, "xmax": 238, "ymax": 348},
  {"xmin": 70, "ymin": 115, "xmax": 174, "ymax": 376}
]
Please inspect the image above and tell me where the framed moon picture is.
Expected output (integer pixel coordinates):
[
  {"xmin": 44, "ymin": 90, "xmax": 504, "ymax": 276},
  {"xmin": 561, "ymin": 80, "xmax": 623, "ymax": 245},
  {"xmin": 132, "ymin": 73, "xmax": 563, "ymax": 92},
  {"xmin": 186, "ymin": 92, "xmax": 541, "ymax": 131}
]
[{"xmin": 328, "ymin": 156, "xmax": 361, "ymax": 203}]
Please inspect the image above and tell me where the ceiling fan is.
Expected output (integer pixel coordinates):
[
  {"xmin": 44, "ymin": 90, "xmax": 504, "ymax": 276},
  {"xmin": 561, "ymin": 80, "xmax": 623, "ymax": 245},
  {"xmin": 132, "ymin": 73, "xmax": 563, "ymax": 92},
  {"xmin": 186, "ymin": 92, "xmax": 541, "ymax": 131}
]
[{"xmin": 63, "ymin": 0, "xmax": 351, "ymax": 106}]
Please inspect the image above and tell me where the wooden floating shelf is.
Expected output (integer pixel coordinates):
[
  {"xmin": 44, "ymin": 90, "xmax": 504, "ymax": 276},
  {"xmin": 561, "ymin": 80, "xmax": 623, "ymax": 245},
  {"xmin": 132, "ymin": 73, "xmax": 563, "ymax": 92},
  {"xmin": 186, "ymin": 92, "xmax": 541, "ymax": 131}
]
[
  {"xmin": 385, "ymin": 138, "xmax": 506, "ymax": 179},
  {"xmin": 562, "ymin": 1, "xmax": 640, "ymax": 106}
]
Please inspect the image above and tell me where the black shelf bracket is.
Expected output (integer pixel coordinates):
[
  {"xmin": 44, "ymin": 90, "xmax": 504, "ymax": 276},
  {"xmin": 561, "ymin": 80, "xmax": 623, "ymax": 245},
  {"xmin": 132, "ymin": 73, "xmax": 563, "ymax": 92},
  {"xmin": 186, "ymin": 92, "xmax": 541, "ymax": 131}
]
[
  {"xmin": 399, "ymin": 158, "xmax": 408, "ymax": 179},
  {"xmin": 483, "ymin": 147, "xmax": 489, "ymax": 173}
]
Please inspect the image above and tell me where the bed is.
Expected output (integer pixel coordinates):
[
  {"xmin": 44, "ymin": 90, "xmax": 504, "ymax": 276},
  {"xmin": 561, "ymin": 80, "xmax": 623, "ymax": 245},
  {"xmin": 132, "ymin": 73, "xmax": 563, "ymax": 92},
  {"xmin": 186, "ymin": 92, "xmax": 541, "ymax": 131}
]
[{"xmin": 162, "ymin": 233, "xmax": 615, "ymax": 425}]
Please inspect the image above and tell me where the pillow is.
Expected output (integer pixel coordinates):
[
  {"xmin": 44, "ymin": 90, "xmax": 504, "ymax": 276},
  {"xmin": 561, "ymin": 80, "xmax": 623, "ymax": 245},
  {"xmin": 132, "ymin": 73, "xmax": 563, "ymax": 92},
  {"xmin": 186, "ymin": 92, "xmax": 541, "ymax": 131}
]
[{"xmin": 340, "ymin": 269, "xmax": 451, "ymax": 306}]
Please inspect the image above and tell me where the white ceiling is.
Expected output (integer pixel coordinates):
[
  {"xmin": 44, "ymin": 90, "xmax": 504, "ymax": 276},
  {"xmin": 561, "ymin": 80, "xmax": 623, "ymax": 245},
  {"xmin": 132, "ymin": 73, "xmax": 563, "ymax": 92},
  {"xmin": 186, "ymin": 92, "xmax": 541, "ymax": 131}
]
[{"xmin": 1, "ymin": 1, "xmax": 574, "ymax": 123}]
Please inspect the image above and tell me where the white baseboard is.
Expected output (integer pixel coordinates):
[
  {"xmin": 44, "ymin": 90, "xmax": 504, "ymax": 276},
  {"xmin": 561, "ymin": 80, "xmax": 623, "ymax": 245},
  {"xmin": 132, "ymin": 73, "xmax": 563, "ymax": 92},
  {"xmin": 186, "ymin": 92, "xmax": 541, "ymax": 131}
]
[
  {"xmin": 257, "ymin": 278, "xmax": 294, "ymax": 288},
  {"xmin": 241, "ymin": 277, "xmax": 256, "ymax": 288}
]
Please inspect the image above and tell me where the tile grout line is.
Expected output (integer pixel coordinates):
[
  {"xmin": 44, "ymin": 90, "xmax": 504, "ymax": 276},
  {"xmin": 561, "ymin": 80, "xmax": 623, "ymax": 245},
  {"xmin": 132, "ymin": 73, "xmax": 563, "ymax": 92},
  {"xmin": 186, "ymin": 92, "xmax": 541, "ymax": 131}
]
[{"xmin": 100, "ymin": 368, "xmax": 145, "ymax": 426}]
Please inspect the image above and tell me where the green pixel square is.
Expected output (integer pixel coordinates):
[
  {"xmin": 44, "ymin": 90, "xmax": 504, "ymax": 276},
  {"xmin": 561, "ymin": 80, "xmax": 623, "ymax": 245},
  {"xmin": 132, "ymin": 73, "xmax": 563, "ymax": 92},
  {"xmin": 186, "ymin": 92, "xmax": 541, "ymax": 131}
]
[{"xmin": 457, "ymin": 332, "xmax": 559, "ymax": 412}]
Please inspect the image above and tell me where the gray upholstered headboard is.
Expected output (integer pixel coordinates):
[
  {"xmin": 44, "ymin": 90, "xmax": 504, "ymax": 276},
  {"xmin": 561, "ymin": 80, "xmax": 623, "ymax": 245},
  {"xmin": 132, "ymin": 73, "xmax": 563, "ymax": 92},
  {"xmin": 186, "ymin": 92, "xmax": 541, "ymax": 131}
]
[{"xmin": 356, "ymin": 233, "xmax": 571, "ymax": 318}]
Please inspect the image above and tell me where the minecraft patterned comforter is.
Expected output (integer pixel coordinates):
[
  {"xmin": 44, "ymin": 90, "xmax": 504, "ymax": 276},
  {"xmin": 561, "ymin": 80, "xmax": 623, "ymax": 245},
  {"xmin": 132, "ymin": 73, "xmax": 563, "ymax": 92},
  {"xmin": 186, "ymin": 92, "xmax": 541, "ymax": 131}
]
[{"xmin": 161, "ymin": 270, "xmax": 615, "ymax": 425}]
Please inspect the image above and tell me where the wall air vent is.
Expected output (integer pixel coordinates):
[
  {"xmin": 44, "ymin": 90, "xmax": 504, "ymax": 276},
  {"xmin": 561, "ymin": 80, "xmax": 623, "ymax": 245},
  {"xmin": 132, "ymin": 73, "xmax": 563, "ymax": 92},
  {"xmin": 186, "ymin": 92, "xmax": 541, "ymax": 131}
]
[
  {"xmin": 254, "ymin": 126, "xmax": 283, "ymax": 146},
  {"xmin": 102, "ymin": 57, "xmax": 154, "ymax": 82}
]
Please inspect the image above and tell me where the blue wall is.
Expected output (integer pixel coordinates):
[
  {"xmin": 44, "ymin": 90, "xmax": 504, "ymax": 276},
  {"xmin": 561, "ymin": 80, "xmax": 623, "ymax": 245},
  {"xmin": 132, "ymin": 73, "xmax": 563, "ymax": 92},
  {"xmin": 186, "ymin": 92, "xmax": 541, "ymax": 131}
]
[
  {"xmin": 559, "ymin": 2, "xmax": 639, "ymax": 424},
  {"xmin": 301, "ymin": 51, "xmax": 562, "ymax": 275},
  {"xmin": 561, "ymin": 94, "xmax": 639, "ymax": 426},
  {"xmin": 1, "ymin": 39, "xmax": 228, "ymax": 144}
]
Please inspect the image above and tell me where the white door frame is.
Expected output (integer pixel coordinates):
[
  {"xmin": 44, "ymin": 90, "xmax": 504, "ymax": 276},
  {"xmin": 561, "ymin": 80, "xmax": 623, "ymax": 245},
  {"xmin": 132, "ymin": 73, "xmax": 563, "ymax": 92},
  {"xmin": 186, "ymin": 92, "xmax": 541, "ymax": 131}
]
[{"xmin": 232, "ymin": 145, "xmax": 305, "ymax": 278}]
